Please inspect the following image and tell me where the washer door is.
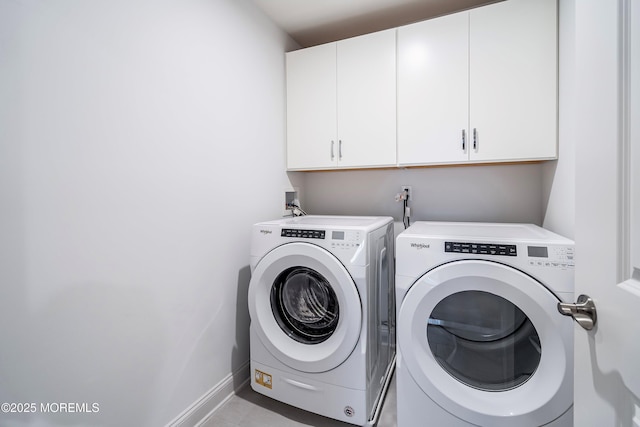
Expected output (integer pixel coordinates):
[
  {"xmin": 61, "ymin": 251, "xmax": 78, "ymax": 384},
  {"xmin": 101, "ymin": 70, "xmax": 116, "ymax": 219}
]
[
  {"xmin": 397, "ymin": 260, "xmax": 573, "ymax": 427},
  {"xmin": 249, "ymin": 242, "xmax": 362, "ymax": 373}
]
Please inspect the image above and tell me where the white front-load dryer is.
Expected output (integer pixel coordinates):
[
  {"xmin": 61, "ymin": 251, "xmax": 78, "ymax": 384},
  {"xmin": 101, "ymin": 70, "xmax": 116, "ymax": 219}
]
[
  {"xmin": 395, "ymin": 222, "xmax": 575, "ymax": 427},
  {"xmin": 248, "ymin": 216, "xmax": 396, "ymax": 426}
]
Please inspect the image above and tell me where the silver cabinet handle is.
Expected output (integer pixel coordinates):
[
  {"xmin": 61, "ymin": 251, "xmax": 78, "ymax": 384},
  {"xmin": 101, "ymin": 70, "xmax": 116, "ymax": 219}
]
[
  {"xmin": 558, "ymin": 294, "xmax": 597, "ymax": 330},
  {"xmin": 462, "ymin": 129, "xmax": 466, "ymax": 152},
  {"xmin": 331, "ymin": 140, "xmax": 335, "ymax": 160},
  {"xmin": 473, "ymin": 128, "xmax": 478, "ymax": 151},
  {"xmin": 339, "ymin": 140, "xmax": 343, "ymax": 160}
]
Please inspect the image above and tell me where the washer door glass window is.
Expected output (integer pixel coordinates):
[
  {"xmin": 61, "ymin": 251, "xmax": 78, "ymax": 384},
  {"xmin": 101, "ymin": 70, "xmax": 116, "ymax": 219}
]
[
  {"xmin": 427, "ymin": 290, "xmax": 541, "ymax": 391},
  {"xmin": 271, "ymin": 267, "xmax": 339, "ymax": 344}
]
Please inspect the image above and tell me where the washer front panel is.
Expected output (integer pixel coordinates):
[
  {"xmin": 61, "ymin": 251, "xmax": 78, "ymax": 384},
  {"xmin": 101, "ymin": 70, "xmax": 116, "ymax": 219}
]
[
  {"xmin": 397, "ymin": 260, "xmax": 573, "ymax": 427},
  {"xmin": 249, "ymin": 242, "xmax": 362, "ymax": 373}
]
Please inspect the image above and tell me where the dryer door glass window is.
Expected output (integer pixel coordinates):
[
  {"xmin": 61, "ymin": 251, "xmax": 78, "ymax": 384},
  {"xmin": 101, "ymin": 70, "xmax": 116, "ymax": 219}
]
[
  {"xmin": 271, "ymin": 267, "xmax": 339, "ymax": 344},
  {"xmin": 426, "ymin": 290, "xmax": 541, "ymax": 391}
]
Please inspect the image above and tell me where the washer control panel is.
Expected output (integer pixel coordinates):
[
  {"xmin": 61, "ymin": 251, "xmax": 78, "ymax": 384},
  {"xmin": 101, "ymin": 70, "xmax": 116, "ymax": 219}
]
[
  {"xmin": 281, "ymin": 228, "xmax": 325, "ymax": 239},
  {"xmin": 280, "ymin": 228, "xmax": 363, "ymax": 250},
  {"xmin": 329, "ymin": 230, "xmax": 362, "ymax": 250}
]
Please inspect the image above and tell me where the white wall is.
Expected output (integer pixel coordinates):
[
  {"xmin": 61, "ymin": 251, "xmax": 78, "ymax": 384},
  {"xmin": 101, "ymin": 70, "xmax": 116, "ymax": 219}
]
[
  {"xmin": 302, "ymin": 163, "xmax": 545, "ymax": 226},
  {"xmin": 0, "ymin": 1, "xmax": 295, "ymax": 425},
  {"xmin": 542, "ymin": 0, "xmax": 576, "ymax": 239}
]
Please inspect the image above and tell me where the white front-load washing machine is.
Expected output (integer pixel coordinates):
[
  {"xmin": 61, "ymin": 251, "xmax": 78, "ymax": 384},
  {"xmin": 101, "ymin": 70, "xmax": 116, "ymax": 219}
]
[
  {"xmin": 248, "ymin": 215, "xmax": 396, "ymax": 426},
  {"xmin": 395, "ymin": 222, "xmax": 575, "ymax": 427}
]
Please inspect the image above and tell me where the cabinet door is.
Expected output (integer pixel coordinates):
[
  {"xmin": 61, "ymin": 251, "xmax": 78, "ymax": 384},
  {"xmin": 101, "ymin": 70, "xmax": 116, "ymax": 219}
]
[
  {"xmin": 337, "ymin": 29, "xmax": 397, "ymax": 168},
  {"xmin": 286, "ymin": 43, "xmax": 337, "ymax": 170},
  {"xmin": 397, "ymin": 12, "xmax": 470, "ymax": 165},
  {"xmin": 469, "ymin": 0, "xmax": 557, "ymax": 162}
]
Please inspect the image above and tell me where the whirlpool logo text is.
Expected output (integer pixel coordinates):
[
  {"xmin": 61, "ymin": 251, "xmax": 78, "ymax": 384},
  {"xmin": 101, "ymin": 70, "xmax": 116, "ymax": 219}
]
[{"xmin": 410, "ymin": 243, "xmax": 430, "ymax": 250}]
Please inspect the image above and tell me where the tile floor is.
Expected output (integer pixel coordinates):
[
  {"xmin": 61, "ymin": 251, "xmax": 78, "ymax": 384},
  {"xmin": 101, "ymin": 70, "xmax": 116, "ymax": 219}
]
[{"xmin": 202, "ymin": 373, "xmax": 397, "ymax": 427}]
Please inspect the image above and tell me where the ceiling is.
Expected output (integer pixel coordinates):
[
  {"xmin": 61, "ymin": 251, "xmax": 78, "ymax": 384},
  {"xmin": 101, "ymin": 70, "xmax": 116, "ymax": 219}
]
[{"xmin": 251, "ymin": 0, "xmax": 499, "ymax": 48}]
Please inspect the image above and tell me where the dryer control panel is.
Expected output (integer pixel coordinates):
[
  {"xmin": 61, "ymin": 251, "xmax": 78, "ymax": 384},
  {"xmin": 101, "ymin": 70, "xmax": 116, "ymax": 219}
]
[
  {"xmin": 528, "ymin": 245, "xmax": 575, "ymax": 269},
  {"xmin": 442, "ymin": 241, "xmax": 575, "ymax": 270},
  {"xmin": 445, "ymin": 241, "xmax": 517, "ymax": 256}
]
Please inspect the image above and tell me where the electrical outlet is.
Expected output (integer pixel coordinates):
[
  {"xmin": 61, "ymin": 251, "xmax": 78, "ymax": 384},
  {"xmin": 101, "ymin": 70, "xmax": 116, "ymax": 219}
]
[{"xmin": 401, "ymin": 186, "xmax": 412, "ymax": 202}]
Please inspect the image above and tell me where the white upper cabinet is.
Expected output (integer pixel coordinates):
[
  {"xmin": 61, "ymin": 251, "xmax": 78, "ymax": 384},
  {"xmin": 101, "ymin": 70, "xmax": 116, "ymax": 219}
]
[
  {"xmin": 286, "ymin": 43, "xmax": 337, "ymax": 170},
  {"xmin": 397, "ymin": 11, "xmax": 470, "ymax": 165},
  {"xmin": 398, "ymin": 0, "xmax": 558, "ymax": 166},
  {"xmin": 336, "ymin": 29, "xmax": 397, "ymax": 169},
  {"xmin": 469, "ymin": 0, "xmax": 557, "ymax": 162},
  {"xmin": 286, "ymin": 29, "xmax": 396, "ymax": 171}
]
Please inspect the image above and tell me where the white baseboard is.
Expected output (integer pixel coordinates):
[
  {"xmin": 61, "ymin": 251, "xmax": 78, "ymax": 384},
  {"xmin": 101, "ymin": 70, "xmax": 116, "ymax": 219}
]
[{"xmin": 166, "ymin": 362, "xmax": 250, "ymax": 427}]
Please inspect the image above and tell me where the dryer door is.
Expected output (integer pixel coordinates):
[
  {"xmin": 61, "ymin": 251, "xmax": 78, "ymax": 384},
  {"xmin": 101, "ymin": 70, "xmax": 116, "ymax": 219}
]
[
  {"xmin": 397, "ymin": 260, "xmax": 572, "ymax": 427},
  {"xmin": 249, "ymin": 242, "xmax": 362, "ymax": 373}
]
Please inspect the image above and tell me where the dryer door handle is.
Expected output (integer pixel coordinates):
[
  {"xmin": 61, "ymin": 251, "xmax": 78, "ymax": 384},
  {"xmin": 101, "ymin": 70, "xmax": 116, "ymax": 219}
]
[{"xmin": 557, "ymin": 294, "xmax": 597, "ymax": 330}]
